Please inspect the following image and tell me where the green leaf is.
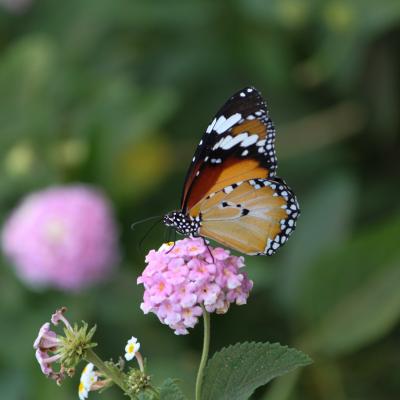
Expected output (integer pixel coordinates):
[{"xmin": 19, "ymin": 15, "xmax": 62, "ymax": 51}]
[
  {"xmin": 264, "ymin": 370, "xmax": 301, "ymax": 400},
  {"xmin": 302, "ymin": 263, "xmax": 400, "ymax": 356},
  {"xmin": 201, "ymin": 342, "xmax": 312, "ymax": 400},
  {"xmin": 159, "ymin": 378, "xmax": 187, "ymax": 400},
  {"xmin": 137, "ymin": 391, "xmax": 157, "ymax": 400},
  {"xmin": 276, "ymin": 173, "xmax": 357, "ymax": 310},
  {"xmin": 297, "ymin": 213, "xmax": 400, "ymax": 323}
]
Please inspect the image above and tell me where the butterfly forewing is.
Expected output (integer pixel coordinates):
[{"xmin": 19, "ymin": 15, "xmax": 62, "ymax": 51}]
[{"xmin": 181, "ymin": 87, "xmax": 277, "ymax": 212}]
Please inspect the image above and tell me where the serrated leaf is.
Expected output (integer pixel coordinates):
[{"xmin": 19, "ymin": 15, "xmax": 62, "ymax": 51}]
[
  {"xmin": 159, "ymin": 378, "xmax": 187, "ymax": 400},
  {"xmin": 201, "ymin": 342, "xmax": 312, "ymax": 400},
  {"xmin": 137, "ymin": 392, "xmax": 156, "ymax": 400}
]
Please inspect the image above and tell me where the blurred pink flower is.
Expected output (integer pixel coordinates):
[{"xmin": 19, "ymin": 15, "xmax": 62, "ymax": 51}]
[
  {"xmin": 1, "ymin": 185, "xmax": 120, "ymax": 291},
  {"xmin": 138, "ymin": 238, "xmax": 253, "ymax": 335}
]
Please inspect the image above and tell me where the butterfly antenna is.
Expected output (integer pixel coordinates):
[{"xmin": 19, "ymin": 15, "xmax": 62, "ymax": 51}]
[
  {"xmin": 137, "ymin": 217, "xmax": 164, "ymax": 252},
  {"xmin": 164, "ymin": 225, "xmax": 171, "ymax": 243},
  {"xmin": 131, "ymin": 215, "xmax": 162, "ymax": 231}
]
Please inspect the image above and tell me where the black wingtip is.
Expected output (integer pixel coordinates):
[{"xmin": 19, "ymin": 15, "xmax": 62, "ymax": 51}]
[
  {"xmin": 235, "ymin": 86, "xmax": 261, "ymax": 95},
  {"xmin": 229, "ymin": 86, "xmax": 264, "ymax": 103}
]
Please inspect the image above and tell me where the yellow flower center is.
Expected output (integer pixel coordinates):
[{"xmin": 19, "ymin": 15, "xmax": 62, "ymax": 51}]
[
  {"xmin": 79, "ymin": 382, "xmax": 85, "ymax": 393},
  {"xmin": 128, "ymin": 343, "xmax": 135, "ymax": 354}
]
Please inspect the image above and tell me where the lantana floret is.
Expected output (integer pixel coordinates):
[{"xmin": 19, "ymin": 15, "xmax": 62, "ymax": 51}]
[
  {"xmin": 124, "ymin": 337, "xmax": 141, "ymax": 361},
  {"xmin": 78, "ymin": 363, "xmax": 99, "ymax": 400}
]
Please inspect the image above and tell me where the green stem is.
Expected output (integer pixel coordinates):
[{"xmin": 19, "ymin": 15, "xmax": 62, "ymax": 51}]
[
  {"xmin": 195, "ymin": 307, "xmax": 210, "ymax": 400},
  {"xmin": 85, "ymin": 348, "xmax": 127, "ymax": 393}
]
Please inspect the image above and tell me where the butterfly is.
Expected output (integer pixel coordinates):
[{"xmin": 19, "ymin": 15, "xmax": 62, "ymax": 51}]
[{"xmin": 163, "ymin": 87, "xmax": 299, "ymax": 255}]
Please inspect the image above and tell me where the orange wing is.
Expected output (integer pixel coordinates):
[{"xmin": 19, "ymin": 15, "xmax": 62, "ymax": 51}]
[
  {"xmin": 184, "ymin": 157, "xmax": 268, "ymax": 211},
  {"xmin": 189, "ymin": 178, "xmax": 299, "ymax": 255},
  {"xmin": 181, "ymin": 87, "xmax": 277, "ymax": 212}
]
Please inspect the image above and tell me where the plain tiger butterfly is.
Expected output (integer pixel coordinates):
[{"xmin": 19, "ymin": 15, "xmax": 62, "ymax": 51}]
[{"xmin": 164, "ymin": 87, "xmax": 299, "ymax": 255}]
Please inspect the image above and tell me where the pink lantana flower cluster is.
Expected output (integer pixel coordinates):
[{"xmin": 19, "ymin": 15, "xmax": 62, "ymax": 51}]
[{"xmin": 138, "ymin": 238, "xmax": 253, "ymax": 335}]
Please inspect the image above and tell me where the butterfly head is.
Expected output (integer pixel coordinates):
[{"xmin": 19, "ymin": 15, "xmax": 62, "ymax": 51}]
[{"xmin": 163, "ymin": 211, "xmax": 201, "ymax": 236}]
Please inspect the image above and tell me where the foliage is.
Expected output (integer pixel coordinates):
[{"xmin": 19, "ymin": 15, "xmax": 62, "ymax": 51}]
[
  {"xmin": 159, "ymin": 379, "xmax": 187, "ymax": 400},
  {"xmin": 0, "ymin": 0, "xmax": 399, "ymax": 399},
  {"xmin": 201, "ymin": 342, "xmax": 311, "ymax": 400}
]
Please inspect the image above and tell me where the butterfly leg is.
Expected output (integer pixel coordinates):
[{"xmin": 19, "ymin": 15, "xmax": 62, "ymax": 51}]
[
  {"xmin": 201, "ymin": 237, "xmax": 215, "ymax": 263},
  {"xmin": 166, "ymin": 230, "xmax": 178, "ymax": 254}
]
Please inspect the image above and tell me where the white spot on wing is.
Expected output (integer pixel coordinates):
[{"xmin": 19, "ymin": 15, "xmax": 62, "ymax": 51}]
[
  {"xmin": 214, "ymin": 113, "xmax": 241, "ymax": 134},
  {"xmin": 212, "ymin": 137, "xmax": 224, "ymax": 150},
  {"xmin": 206, "ymin": 118, "xmax": 216, "ymax": 134},
  {"xmin": 220, "ymin": 133, "xmax": 248, "ymax": 150},
  {"xmin": 240, "ymin": 134, "xmax": 259, "ymax": 147}
]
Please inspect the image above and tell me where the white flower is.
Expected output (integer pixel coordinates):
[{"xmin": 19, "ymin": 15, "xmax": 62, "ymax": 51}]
[
  {"xmin": 159, "ymin": 242, "xmax": 174, "ymax": 251},
  {"xmin": 124, "ymin": 336, "xmax": 141, "ymax": 361},
  {"xmin": 80, "ymin": 363, "xmax": 94, "ymax": 383},
  {"xmin": 78, "ymin": 381, "xmax": 89, "ymax": 400},
  {"xmin": 83, "ymin": 370, "xmax": 98, "ymax": 388},
  {"xmin": 78, "ymin": 363, "xmax": 97, "ymax": 399}
]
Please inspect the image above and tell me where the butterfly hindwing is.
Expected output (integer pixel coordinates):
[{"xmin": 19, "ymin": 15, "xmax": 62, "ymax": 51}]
[
  {"xmin": 189, "ymin": 178, "xmax": 299, "ymax": 255},
  {"xmin": 181, "ymin": 87, "xmax": 277, "ymax": 212}
]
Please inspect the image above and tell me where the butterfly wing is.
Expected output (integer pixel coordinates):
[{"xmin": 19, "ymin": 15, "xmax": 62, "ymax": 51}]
[
  {"xmin": 189, "ymin": 178, "xmax": 299, "ymax": 255},
  {"xmin": 181, "ymin": 87, "xmax": 277, "ymax": 212}
]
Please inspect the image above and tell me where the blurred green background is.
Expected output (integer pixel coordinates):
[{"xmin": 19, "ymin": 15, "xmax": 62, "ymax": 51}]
[{"xmin": 0, "ymin": 0, "xmax": 399, "ymax": 399}]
